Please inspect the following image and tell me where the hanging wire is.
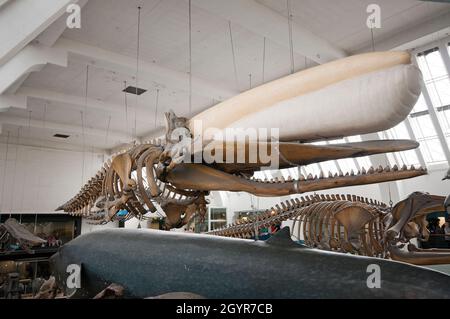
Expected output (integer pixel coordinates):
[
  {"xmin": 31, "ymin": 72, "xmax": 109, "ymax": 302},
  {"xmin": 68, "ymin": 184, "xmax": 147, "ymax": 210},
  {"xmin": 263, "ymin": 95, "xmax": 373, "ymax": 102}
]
[
  {"xmin": 287, "ymin": 0, "xmax": 295, "ymax": 74},
  {"xmin": 80, "ymin": 64, "xmax": 89, "ymax": 186},
  {"xmin": 370, "ymin": 19, "xmax": 375, "ymax": 52},
  {"xmin": 84, "ymin": 65, "xmax": 89, "ymax": 113},
  {"xmin": 154, "ymin": 88, "xmax": 160, "ymax": 128},
  {"xmin": 388, "ymin": 183, "xmax": 393, "ymax": 208},
  {"xmin": 43, "ymin": 103, "xmax": 47, "ymax": 129},
  {"xmin": 10, "ymin": 128, "xmax": 20, "ymax": 212},
  {"xmin": 228, "ymin": 21, "xmax": 239, "ymax": 91},
  {"xmin": 20, "ymin": 110, "xmax": 32, "ymax": 211},
  {"xmin": 105, "ymin": 115, "xmax": 111, "ymax": 145},
  {"xmin": 134, "ymin": 6, "xmax": 142, "ymax": 140},
  {"xmin": 188, "ymin": 0, "xmax": 192, "ymax": 115},
  {"xmin": 80, "ymin": 110, "xmax": 85, "ymax": 186},
  {"xmin": 248, "ymin": 73, "xmax": 252, "ymax": 89},
  {"xmin": 262, "ymin": 37, "xmax": 266, "ymax": 83},
  {"xmin": 124, "ymin": 80, "xmax": 129, "ymax": 136},
  {"xmin": 1, "ymin": 131, "xmax": 11, "ymax": 212}
]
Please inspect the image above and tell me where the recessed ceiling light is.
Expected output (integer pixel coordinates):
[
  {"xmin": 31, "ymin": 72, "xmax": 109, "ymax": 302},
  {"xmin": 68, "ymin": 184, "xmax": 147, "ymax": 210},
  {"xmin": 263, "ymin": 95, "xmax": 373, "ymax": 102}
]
[
  {"xmin": 123, "ymin": 85, "xmax": 147, "ymax": 95},
  {"xmin": 53, "ymin": 133, "xmax": 70, "ymax": 139}
]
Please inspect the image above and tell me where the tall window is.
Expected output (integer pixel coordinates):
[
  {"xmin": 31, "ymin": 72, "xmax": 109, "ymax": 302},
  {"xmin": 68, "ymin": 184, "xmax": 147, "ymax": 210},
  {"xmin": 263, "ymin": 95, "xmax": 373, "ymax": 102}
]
[{"xmin": 381, "ymin": 41, "xmax": 450, "ymax": 167}]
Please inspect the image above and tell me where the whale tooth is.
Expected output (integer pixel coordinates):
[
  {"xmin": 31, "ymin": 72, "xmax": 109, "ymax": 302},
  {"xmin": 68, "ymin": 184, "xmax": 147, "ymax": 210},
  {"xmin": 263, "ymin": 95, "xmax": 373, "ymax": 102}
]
[
  {"xmin": 287, "ymin": 175, "xmax": 292, "ymax": 181},
  {"xmin": 350, "ymin": 169, "xmax": 355, "ymax": 176},
  {"xmin": 307, "ymin": 173, "xmax": 314, "ymax": 180},
  {"xmin": 328, "ymin": 171, "xmax": 333, "ymax": 178},
  {"xmin": 319, "ymin": 171, "xmax": 324, "ymax": 179},
  {"xmin": 368, "ymin": 166, "xmax": 374, "ymax": 174},
  {"xmin": 334, "ymin": 172, "xmax": 339, "ymax": 177},
  {"xmin": 357, "ymin": 170, "xmax": 361, "ymax": 175},
  {"xmin": 401, "ymin": 164, "xmax": 407, "ymax": 171},
  {"xmin": 338, "ymin": 169, "xmax": 343, "ymax": 177},
  {"xmin": 384, "ymin": 165, "xmax": 390, "ymax": 172},
  {"xmin": 280, "ymin": 176, "xmax": 285, "ymax": 182},
  {"xmin": 300, "ymin": 174, "xmax": 305, "ymax": 181},
  {"xmin": 377, "ymin": 165, "xmax": 383, "ymax": 173},
  {"xmin": 410, "ymin": 165, "xmax": 415, "ymax": 170},
  {"xmin": 361, "ymin": 167, "xmax": 366, "ymax": 174},
  {"xmin": 393, "ymin": 164, "xmax": 399, "ymax": 171}
]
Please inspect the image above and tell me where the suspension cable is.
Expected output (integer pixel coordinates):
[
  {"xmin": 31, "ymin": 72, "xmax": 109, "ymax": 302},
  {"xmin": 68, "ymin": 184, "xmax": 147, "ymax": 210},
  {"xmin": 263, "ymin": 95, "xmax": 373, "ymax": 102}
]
[
  {"xmin": 262, "ymin": 37, "xmax": 266, "ymax": 83},
  {"xmin": 228, "ymin": 21, "xmax": 239, "ymax": 91},
  {"xmin": 80, "ymin": 110, "xmax": 85, "ymax": 186},
  {"xmin": 287, "ymin": 0, "xmax": 295, "ymax": 74},
  {"xmin": 105, "ymin": 115, "xmax": 111, "ymax": 145},
  {"xmin": 20, "ymin": 110, "xmax": 32, "ymax": 211},
  {"xmin": 10, "ymin": 128, "xmax": 20, "ymax": 212},
  {"xmin": 188, "ymin": 0, "xmax": 192, "ymax": 115},
  {"xmin": 1, "ymin": 131, "xmax": 10, "ymax": 212},
  {"xmin": 154, "ymin": 88, "xmax": 160, "ymax": 128},
  {"xmin": 124, "ymin": 80, "xmax": 129, "ymax": 136},
  {"xmin": 134, "ymin": 6, "xmax": 142, "ymax": 140}
]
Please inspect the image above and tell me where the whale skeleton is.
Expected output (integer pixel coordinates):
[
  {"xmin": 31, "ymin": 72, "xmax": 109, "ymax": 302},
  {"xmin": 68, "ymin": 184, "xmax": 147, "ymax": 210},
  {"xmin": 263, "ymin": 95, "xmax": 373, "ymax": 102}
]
[
  {"xmin": 209, "ymin": 192, "xmax": 450, "ymax": 266},
  {"xmin": 57, "ymin": 51, "xmax": 429, "ymax": 233}
]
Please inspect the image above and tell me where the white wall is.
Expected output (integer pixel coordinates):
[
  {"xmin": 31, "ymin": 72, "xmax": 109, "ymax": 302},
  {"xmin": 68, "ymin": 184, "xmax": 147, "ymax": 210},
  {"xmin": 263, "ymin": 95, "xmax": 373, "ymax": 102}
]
[{"xmin": 0, "ymin": 142, "xmax": 105, "ymax": 213}]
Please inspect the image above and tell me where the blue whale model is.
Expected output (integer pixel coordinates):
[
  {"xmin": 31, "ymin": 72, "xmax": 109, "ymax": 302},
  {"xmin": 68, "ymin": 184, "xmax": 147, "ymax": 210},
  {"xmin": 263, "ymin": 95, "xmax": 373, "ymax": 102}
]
[{"xmin": 50, "ymin": 227, "xmax": 450, "ymax": 298}]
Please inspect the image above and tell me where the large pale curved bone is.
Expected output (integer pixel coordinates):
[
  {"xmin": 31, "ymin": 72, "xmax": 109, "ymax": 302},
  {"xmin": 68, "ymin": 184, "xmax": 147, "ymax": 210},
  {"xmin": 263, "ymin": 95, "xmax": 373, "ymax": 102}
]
[
  {"xmin": 227, "ymin": 64, "xmax": 421, "ymax": 141},
  {"xmin": 189, "ymin": 51, "xmax": 414, "ymax": 141},
  {"xmin": 334, "ymin": 206, "xmax": 376, "ymax": 238},
  {"xmin": 164, "ymin": 163, "xmax": 426, "ymax": 197},
  {"xmin": 386, "ymin": 193, "xmax": 446, "ymax": 240},
  {"xmin": 199, "ymin": 139, "xmax": 419, "ymax": 173},
  {"xmin": 111, "ymin": 153, "xmax": 134, "ymax": 189},
  {"xmin": 389, "ymin": 245, "xmax": 450, "ymax": 265}
]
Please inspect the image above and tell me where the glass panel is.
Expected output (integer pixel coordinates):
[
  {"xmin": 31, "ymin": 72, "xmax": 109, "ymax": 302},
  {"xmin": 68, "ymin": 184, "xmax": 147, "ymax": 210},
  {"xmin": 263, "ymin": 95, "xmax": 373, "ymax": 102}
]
[
  {"xmin": 346, "ymin": 135, "xmax": 372, "ymax": 168},
  {"xmin": 210, "ymin": 208, "xmax": 226, "ymax": 221},
  {"xmin": 319, "ymin": 160, "xmax": 337, "ymax": 174},
  {"xmin": 426, "ymin": 138, "xmax": 447, "ymax": 162},
  {"xmin": 336, "ymin": 158, "xmax": 357, "ymax": 172},
  {"xmin": 412, "ymin": 94, "xmax": 428, "ymax": 113},
  {"xmin": 416, "ymin": 46, "xmax": 450, "ymax": 145},
  {"xmin": 417, "ymin": 49, "xmax": 447, "ymax": 82}
]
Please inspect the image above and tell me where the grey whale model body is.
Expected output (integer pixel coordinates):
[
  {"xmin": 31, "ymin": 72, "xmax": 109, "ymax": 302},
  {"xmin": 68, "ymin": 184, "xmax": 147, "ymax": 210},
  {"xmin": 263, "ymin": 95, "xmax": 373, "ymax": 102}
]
[{"xmin": 50, "ymin": 228, "xmax": 450, "ymax": 298}]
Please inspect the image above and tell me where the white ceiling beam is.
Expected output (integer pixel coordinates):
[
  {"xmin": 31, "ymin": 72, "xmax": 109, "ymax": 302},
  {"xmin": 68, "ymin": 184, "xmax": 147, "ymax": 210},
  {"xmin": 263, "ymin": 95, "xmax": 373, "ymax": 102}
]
[
  {"xmin": 0, "ymin": 44, "xmax": 67, "ymax": 94},
  {"xmin": 0, "ymin": 0, "xmax": 78, "ymax": 67},
  {"xmin": 33, "ymin": 0, "xmax": 89, "ymax": 47},
  {"xmin": 0, "ymin": 94, "xmax": 27, "ymax": 112},
  {"xmin": 192, "ymin": 0, "xmax": 347, "ymax": 64},
  {"xmin": 16, "ymin": 86, "xmax": 152, "ymax": 119},
  {"xmin": 54, "ymin": 38, "xmax": 237, "ymax": 101},
  {"xmin": 0, "ymin": 134, "xmax": 107, "ymax": 154},
  {"xmin": 355, "ymin": 10, "xmax": 450, "ymax": 53},
  {"xmin": 0, "ymin": 114, "xmax": 133, "ymax": 143}
]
